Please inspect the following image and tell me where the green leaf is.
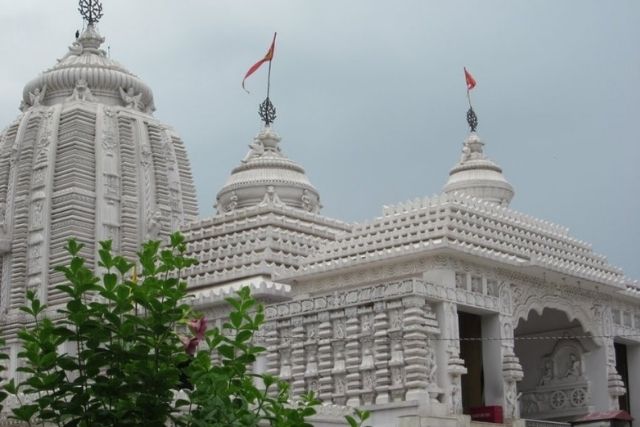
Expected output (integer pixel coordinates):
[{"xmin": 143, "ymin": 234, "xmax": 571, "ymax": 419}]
[
  {"xmin": 236, "ymin": 330, "xmax": 252, "ymax": 344},
  {"xmin": 11, "ymin": 404, "xmax": 38, "ymax": 422},
  {"xmin": 229, "ymin": 312, "xmax": 242, "ymax": 329},
  {"xmin": 217, "ymin": 344, "xmax": 235, "ymax": 359}
]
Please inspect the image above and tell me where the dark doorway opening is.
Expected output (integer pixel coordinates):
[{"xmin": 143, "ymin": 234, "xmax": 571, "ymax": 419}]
[
  {"xmin": 615, "ymin": 342, "xmax": 630, "ymax": 413},
  {"xmin": 459, "ymin": 311, "xmax": 483, "ymax": 414}
]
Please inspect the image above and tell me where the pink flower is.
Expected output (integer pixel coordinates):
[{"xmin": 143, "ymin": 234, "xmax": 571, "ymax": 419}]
[
  {"xmin": 180, "ymin": 335, "xmax": 200, "ymax": 355},
  {"xmin": 187, "ymin": 317, "xmax": 207, "ymax": 340}
]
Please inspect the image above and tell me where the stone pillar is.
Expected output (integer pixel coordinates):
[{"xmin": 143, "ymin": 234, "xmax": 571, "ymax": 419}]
[
  {"xmin": 359, "ymin": 307, "xmax": 376, "ymax": 405},
  {"xmin": 602, "ymin": 308, "xmax": 626, "ymax": 408},
  {"xmin": 402, "ymin": 296, "xmax": 430, "ymax": 403},
  {"xmin": 263, "ymin": 321, "xmax": 280, "ymax": 377},
  {"xmin": 374, "ymin": 302, "xmax": 391, "ymax": 404},
  {"xmin": 585, "ymin": 342, "xmax": 610, "ymax": 411},
  {"xmin": 423, "ymin": 303, "xmax": 442, "ymax": 405},
  {"xmin": 345, "ymin": 307, "xmax": 361, "ymax": 406},
  {"xmin": 497, "ymin": 282, "xmax": 523, "ymax": 420},
  {"xmin": 317, "ymin": 312, "xmax": 333, "ymax": 401},
  {"xmin": 388, "ymin": 302, "xmax": 405, "ymax": 402},
  {"xmin": 290, "ymin": 317, "xmax": 306, "ymax": 399},
  {"xmin": 503, "ymin": 347, "xmax": 524, "ymax": 420},
  {"xmin": 304, "ymin": 316, "xmax": 319, "ymax": 396},
  {"xmin": 277, "ymin": 325, "xmax": 293, "ymax": 390},
  {"xmin": 331, "ymin": 313, "xmax": 347, "ymax": 405},
  {"xmin": 444, "ymin": 302, "xmax": 466, "ymax": 415}
]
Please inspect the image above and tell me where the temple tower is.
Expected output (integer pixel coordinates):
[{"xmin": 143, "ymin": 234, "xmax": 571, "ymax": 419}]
[{"xmin": 0, "ymin": 4, "xmax": 198, "ymax": 311}]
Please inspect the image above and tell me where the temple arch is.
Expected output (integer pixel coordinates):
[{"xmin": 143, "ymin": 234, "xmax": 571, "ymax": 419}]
[{"xmin": 512, "ymin": 294, "xmax": 602, "ymax": 346}]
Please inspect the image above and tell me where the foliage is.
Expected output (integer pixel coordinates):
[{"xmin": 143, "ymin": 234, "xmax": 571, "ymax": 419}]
[
  {"xmin": 8, "ymin": 233, "xmax": 321, "ymax": 426},
  {"xmin": 12, "ymin": 233, "xmax": 195, "ymax": 426},
  {"xmin": 345, "ymin": 408, "xmax": 371, "ymax": 427},
  {"xmin": 183, "ymin": 286, "xmax": 320, "ymax": 427},
  {"xmin": 0, "ymin": 338, "xmax": 7, "ymax": 413}
]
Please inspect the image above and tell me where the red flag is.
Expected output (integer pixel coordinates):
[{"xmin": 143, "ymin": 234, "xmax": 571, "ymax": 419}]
[
  {"xmin": 242, "ymin": 33, "xmax": 277, "ymax": 92},
  {"xmin": 464, "ymin": 67, "xmax": 476, "ymax": 91}
]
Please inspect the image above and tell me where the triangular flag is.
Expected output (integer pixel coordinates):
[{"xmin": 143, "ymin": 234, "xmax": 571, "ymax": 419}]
[
  {"xmin": 464, "ymin": 67, "xmax": 476, "ymax": 91},
  {"xmin": 242, "ymin": 33, "xmax": 277, "ymax": 92}
]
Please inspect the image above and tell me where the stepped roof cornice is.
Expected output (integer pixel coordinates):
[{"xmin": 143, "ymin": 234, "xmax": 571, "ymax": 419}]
[{"xmin": 281, "ymin": 192, "xmax": 633, "ymax": 289}]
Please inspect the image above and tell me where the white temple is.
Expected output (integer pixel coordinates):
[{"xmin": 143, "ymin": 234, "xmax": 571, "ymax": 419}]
[{"xmin": 0, "ymin": 5, "xmax": 638, "ymax": 427}]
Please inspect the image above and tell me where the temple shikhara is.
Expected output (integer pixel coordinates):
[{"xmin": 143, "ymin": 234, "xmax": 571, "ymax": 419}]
[{"xmin": 0, "ymin": 3, "xmax": 638, "ymax": 427}]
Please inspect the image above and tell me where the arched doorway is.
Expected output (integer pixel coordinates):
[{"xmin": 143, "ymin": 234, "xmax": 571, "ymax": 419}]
[{"xmin": 514, "ymin": 308, "xmax": 599, "ymax": 422}]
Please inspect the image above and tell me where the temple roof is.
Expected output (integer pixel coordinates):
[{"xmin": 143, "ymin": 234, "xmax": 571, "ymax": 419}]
[
  {"xmin": 281, "ymin": 192, "xmax": 636, "ymax": 292},
  {"xmin": 182, "ymin": 201, "xmax": 350, "ymax": 288}
]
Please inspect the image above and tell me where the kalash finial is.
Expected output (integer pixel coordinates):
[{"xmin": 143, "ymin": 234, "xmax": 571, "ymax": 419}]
[{"xmin": 78, "ymin": 0, "xmax": 104, "ymax": 25}]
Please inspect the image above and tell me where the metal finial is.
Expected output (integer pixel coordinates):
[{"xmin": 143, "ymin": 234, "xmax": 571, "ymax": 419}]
[
  {"xmin": 259, "ymin": 97, "xmax": 277, "ymax": 126},
  {"xmin": 78, "ymin": 0, "xmax": 103, "ymax": 25},
  {"xmin": 466, "ymin": 107, "xmax": 478, "ymax": 132}
]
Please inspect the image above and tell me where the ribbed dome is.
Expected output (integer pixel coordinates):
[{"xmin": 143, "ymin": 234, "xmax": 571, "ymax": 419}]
[
  {"xmin": 443, "ymin": 132, "xmax": 514, "ymax": 206},
  {"xmin": 216, "ymin": 127, "xmax": 321, "ymax": 214},
  {"xmin": 22, "ymin": 24, "xmax": 154, "ymax": 112}
]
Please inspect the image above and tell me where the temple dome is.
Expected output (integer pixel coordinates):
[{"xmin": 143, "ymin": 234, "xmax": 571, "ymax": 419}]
[
  {"xmin": 216, "ymin": 127, "xmax": 321, "ymax": 214},
  {"xmin": 0, "ymin": 24, "xmax": 198, "ymax": 311},
  {"xmin": 21, "ymin": 25, "xmax": 154, "ymax": 112},
  {"xmin": 443, "ymin": 131, "xmax": 514, "ymax": 206}
]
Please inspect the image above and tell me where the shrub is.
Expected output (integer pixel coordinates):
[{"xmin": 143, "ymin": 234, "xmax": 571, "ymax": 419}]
[{"xmin": 9, "ymin": 233, "xmax": 319, "ymax": 427}]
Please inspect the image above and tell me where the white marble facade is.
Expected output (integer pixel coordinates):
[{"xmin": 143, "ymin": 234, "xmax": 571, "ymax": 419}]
[{"xmin": 1, "ymin": 11, "xmax": 639, "ymax": 427}]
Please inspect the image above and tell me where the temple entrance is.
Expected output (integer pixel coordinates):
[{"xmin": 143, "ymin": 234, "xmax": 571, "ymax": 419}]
[
  {"xmin": 514, "ymin": 308, "xmax": 598, "ymax": 422},
  {"xmin": 614, "ymin": 342, "xmax": 630, "ymax": 413},
  {"xmin": 459, "ymin": 312, "xmax": 483, "ymax": 413},
  {"xmin": 457, "ymin": 310, "xmax": 504, "ymax": 418}
]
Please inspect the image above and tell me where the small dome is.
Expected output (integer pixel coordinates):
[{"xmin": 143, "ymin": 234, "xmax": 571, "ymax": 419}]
[
  {"xmin": 216, "ymin": 127, "xmax": 321, "ymax": 213},
  {"xmin": 21, "ymin": 24, "xmax": 154, "ymax": 113},
  {"xmin": 443, "ymin": 132, "xmax": 514, "ymax": 206}
]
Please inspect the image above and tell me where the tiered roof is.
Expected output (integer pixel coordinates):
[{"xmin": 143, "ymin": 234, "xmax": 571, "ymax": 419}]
[
  {"xmin": 182, "ymin": 201, "xmax": 350, "ymax": 288},
  {"xmin": 284, "ymin": 192, "xmax": 633, "ymax": 290}
]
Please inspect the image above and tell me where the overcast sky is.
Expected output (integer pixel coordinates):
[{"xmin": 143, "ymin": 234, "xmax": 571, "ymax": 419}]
[{"xmin": 1, "ymin": 1, "xmax": 638, "ymax": 280}]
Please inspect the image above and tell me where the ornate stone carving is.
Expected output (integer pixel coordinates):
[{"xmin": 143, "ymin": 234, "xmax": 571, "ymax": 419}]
[
  {"xmin": 28, "ymin": 85, "xmax": 47, "ymax": 108},
  {"xmin": 119, "ymin": 87, "xmax": 143, "ymax": 111},
  {"xmin": 67, "ymin": 79, "xmax": 95, "ymax": 102}
]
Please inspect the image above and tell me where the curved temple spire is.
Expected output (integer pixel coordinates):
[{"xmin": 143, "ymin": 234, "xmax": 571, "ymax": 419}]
[{"xmin": 78, "ymin": 0, "xmax": 104, "ymax": 25}]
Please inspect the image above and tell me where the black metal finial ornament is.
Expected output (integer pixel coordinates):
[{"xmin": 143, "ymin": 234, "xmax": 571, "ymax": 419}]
[
  {"xmin": 259, "ymin": 97, "xmax": 277, "ymax": 126},
  {"xmin": 78, "ymin": 0, "xmax": 103, "ymax": 25},
  {"xmin": 466, "ymin": 107, "xmax": 478, "ymax": 132}
]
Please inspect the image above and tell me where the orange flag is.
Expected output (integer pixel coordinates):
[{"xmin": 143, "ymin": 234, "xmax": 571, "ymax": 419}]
[
  {"xmin": 464, "ymin": 67, "xmax": 476, "ymax": 91},
  {"xmin": 242, "ymin": 33, "xmax": 277, "ymax": 92}
]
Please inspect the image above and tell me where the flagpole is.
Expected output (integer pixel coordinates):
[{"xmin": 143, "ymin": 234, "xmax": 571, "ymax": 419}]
[{"xmin": 266, "ymin": 58, "xmax": 272, "ymax": 100}]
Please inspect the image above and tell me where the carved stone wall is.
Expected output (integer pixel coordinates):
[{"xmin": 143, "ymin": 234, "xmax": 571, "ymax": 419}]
[
  {"xmin": 264, "ymin": 279, "xmax": 445, "ymax": 410},
  {"xmin": 520, "ymin": 339, "xmax": 592, "ymax": 419}
]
